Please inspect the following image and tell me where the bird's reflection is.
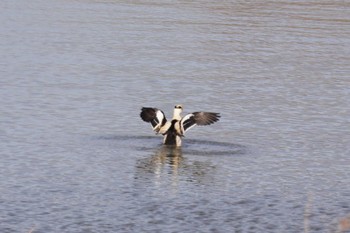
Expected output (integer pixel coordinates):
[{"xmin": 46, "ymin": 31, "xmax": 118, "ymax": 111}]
[
  {"xmin": 134, "ymin": 145, "xmax": 216, "ymax": 189},
  {"xmin": 150, "ymin": 146, "xmax": 183, "ymax": 173},
  {"xmin": 136, "ymin": 146, "xmax": 183, "ymax": 180}
]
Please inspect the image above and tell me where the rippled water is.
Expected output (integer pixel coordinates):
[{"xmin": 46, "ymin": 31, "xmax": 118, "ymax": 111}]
[{"xmin": 1, "ymin": 0, "xmax": 350, "ymax": 232}]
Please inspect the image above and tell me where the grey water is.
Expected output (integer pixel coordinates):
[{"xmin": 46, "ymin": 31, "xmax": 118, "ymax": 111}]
[{"xmin": 1, "ymin": 0, "xmax": 350, "ymax": 232}]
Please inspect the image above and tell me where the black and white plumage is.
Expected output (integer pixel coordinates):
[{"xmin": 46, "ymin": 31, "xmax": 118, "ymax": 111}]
[{"xmin": 140, "ymin": 105, "xmax": 220, "ymax": 147}]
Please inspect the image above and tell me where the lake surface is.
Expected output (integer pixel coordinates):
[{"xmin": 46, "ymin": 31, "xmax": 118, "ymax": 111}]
[{"xmin": 1, "ymin": 0, "xmax": 350, "ymax": 232}]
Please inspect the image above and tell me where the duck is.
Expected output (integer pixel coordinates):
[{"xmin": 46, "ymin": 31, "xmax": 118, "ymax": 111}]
[{"xmin": 140, "ymin": 105, "xmax": 220, "ymax": 147}]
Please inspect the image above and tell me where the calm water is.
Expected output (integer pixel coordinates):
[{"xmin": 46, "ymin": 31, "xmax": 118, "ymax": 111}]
[{"xmin": 1, "ymin": 0, "xmax": 350, "ymax": 232}]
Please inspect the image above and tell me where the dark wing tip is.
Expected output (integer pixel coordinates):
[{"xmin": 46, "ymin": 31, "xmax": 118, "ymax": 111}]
[
  {"xmin": 140, "ymin": 107, "xmax": 157, "ymax": 122},
  {"xmin": 193, "ymin": 112, "xmax": 221, "ymax": 125}
]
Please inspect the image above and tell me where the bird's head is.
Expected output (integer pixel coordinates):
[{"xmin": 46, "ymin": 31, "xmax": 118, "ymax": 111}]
[
  {"xmin": 174, "ymin": 104, "xmax": 183, "ymax": 110},
  {"xmin": 173, "ymin": 104, "xmax": 183, "ymax": 119}
]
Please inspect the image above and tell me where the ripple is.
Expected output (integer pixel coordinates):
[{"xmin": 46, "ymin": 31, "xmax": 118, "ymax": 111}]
[{"xmin": 95, "ymin": 135, "xmax": 247, "ymax": 156}]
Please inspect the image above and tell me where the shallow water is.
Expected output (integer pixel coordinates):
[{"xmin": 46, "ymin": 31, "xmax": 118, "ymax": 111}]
[{"xmin": 1, "ymin": 0, "xmax": 350, "ymax": 232}]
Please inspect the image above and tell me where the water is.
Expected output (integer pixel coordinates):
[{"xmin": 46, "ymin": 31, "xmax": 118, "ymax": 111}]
[{"xmin": 1, "ymin": 0, "xmax": 350, "ymax": 232}]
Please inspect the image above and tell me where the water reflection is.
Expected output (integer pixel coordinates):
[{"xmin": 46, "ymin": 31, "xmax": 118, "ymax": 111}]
[
  {"xmin": 135, "ymin": 145, "xmax": 217, "ymax": 187},
  {"xmin": 97, "ymin": 135, "xmax": 246, "ymax": 188},
  {"xmin": 141, "ymin": 146, "xmax": 184, "ymax": 176}
]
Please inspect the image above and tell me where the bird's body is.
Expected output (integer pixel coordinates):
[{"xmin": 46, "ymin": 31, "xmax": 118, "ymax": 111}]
[{"xmin": 140, "ymin": 105, "xmax": 220, "ymax": 147}]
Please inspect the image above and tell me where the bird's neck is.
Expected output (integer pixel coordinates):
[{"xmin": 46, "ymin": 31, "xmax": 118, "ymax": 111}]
[{"xmin": 173, "ymin": 109, "xmax": 182, "ymax": 120}]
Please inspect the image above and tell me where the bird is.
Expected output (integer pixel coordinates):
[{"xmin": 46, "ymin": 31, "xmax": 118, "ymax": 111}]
[{"xmin": 140, "ymin": 105, "xmax": 220, "ymax": 147}]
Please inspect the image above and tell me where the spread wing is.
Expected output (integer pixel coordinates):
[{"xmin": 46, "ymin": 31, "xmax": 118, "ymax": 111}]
[
  {"xmin": 140, "ymin": 107, "xmax": 167, "ymax": 133},
  {"xmin": 180, "ymin": 112, "xmax": 220, "ymax": 133}
]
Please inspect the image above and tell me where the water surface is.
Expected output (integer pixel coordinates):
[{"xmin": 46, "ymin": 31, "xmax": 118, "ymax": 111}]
[{"xmin": 1, "ymin": 0, "xmax": 350, "ymax": 232}]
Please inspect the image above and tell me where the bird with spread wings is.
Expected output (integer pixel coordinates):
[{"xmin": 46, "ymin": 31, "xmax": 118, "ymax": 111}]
[{"xmin": 140, "ymin": 105, "xmax": 220, "ymax": 147}]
